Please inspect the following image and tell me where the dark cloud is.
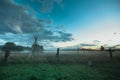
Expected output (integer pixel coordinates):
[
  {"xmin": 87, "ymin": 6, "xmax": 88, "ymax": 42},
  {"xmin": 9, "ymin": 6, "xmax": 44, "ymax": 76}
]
[
  {"xmin": 0, "ymin": 0, "xmax": 73, "ymax": 47},
  {"xmin": 0, "ymin": 0, "xmax": 63, "ymax": 33},
  {"xmin": 57, "ymin": 31, "xmax": 73, "ymax": 42},
  {"xmin": 36, "ymin": 31, "xmax": 73, "ymax": 42},
  {"xmin": 0, "ymin": 0, "xmax": 58, "ymax": 34},
  {"xmin": 0, "ymin": 0, "xmax": 43, "ymax": 33}
]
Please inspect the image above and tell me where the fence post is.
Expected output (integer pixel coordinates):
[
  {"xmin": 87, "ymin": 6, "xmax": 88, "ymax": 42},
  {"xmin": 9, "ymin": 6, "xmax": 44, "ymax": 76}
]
[
  {"xmin": 56, "ymin": 48, "xmax": 60, "ymax": 63},
  {"xmin": 107, "ymin": 48, "xmax": 115, "ymax": 61}
]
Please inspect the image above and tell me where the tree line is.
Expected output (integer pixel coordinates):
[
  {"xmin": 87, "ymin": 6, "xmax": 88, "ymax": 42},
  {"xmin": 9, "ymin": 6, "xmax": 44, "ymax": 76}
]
[{"xmin": 0, "ymin": 42, "xmax": 31, "ymax": 53}]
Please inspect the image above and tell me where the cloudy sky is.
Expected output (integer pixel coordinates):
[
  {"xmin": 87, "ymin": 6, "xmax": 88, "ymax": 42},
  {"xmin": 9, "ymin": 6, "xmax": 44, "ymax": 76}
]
[{"xmin": 0, "ymin": 0, "xmax": 120, "ymax": 49}]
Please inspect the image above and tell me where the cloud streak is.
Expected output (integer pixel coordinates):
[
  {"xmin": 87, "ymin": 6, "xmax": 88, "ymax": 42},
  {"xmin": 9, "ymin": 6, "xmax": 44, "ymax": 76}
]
[{"xmin": 80, "ymin": 43, "xmax": 97, "ymax": 47}]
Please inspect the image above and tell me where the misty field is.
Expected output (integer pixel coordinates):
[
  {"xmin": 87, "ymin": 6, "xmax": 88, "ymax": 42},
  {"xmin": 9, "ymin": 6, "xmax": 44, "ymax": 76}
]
[{"xmin": 0, "ymin": 51, "xmax": 120, "ymax": 80}]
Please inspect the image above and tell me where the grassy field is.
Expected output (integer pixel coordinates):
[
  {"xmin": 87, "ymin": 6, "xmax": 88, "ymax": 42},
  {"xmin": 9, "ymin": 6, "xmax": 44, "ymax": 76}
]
[{"xmin": 0, "ymin": 51, "xmax": 120, "ymax": 80}]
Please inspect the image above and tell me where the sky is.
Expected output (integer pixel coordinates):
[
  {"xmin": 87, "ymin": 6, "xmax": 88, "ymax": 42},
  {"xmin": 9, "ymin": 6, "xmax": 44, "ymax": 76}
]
[{"xmin": 0, "ymin": 0, "xmax": 120, "ymax": 49}]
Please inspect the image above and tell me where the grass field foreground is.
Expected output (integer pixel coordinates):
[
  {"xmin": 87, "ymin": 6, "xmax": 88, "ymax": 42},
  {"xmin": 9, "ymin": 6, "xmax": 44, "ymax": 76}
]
[{"xmin": 0, "ymin": 51, "xmax": 120, "ymax": 80}]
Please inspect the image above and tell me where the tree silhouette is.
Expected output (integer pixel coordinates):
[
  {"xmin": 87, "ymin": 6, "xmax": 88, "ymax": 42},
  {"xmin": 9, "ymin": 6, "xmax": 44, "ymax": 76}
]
[
  {"xmin": 1, "ymin": 42, "xmax": 16, "ymax": 62},
  {"xmin": 100, "ymin": 46, "xmax": 105, "ymax": 51}
]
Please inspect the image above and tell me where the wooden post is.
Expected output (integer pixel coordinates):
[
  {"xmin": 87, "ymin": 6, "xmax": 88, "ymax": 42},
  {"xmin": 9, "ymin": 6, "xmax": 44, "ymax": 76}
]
[
  {"xmin": 4, "ymin": 50, "xmax": 10, "ymax": 62},
  {"xmin": 56, "ymin": 48, "xmax": 60, "ymax": 63},
  {"xmin": 106, "ymin": 48, "xmax": 115, "ymax": 61}
]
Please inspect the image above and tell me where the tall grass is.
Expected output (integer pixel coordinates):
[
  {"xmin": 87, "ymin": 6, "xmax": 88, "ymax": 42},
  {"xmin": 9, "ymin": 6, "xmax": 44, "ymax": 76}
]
[
  {"xmin": 0, "ymin": 51, "xmax": 120, "ymax": 80},
  {"xmin": 0, "ymin": 50, "xmax": 120, "ymax": 64}
]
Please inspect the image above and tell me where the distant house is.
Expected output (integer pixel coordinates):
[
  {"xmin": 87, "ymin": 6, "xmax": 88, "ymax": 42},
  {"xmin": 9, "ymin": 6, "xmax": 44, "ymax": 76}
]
[{"xmin": 31, "ymin": 37, "xmax": 44, "ymax": 54}]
